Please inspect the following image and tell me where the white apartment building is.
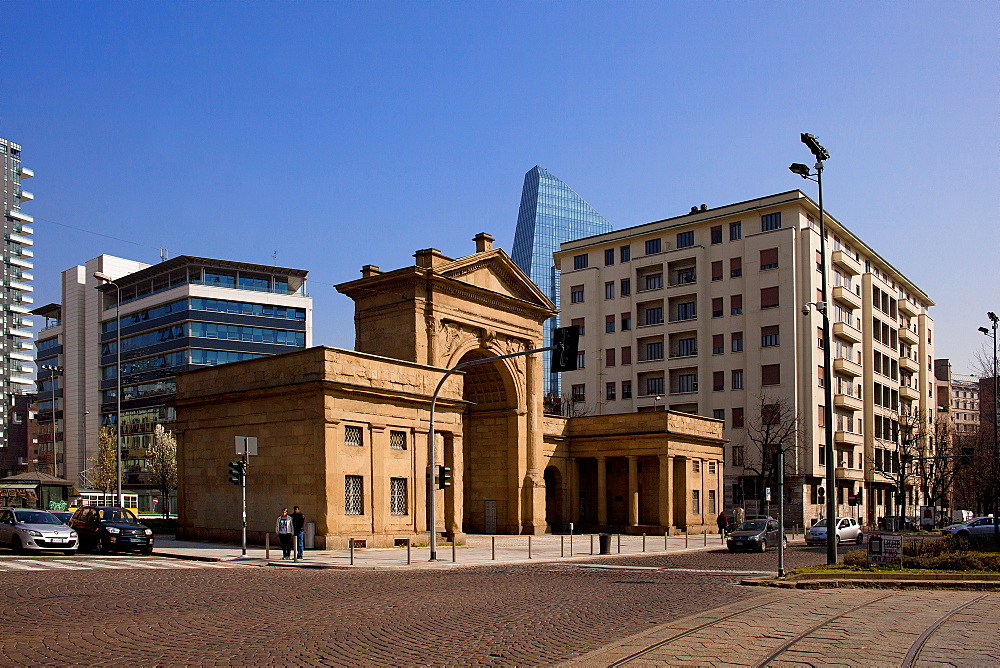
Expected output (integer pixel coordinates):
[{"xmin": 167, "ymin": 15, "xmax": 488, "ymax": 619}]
[{"xmin": 554, "ymin": 191, "xmax": 934, "ymax": 526}]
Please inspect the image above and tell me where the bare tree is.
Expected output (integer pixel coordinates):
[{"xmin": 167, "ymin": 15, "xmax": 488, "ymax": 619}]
[
  {"xmin": 146, "ymin": 424, "xmax": 177, "ymax": 518},
  {"xmin": 88, "ymin": 426, "xmax": 117, "ymax": 495},
  {"xmin": 916, "ymin": 414, "xmax": 963, "ymax": 527},
  {"xmin": 869, "ymin": 405, "xmax": 928, "ymax": 526},
  {"xmin": 737, "ymin": 392, "xmax": 802, "ymax": 517}
]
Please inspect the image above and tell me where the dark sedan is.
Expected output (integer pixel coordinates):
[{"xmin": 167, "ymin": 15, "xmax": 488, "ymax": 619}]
[
  {"xmin": 68, "ymin": 506, "xmax": 154, "ymax": 555},
  {"xmin": 726, "ymin": 519, "xmax": 785, "ymax": 552}
]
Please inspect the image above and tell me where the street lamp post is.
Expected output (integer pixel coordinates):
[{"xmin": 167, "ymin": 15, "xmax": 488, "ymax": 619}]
[
  {"xmin": 979, "ymin": 311, "xmax": 999, "ymax": 538},
  {"xmin": 791, "ymin": 132, "xmax": 837, "ymax": 564},
  {"xmin": 93, "ymin": 272, "xmax": 123, "ymax": 508}
]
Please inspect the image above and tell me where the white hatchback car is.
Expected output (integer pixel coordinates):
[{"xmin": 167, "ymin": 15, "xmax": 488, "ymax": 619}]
[
  {"xmin": 0, "ymin": 508, "xmax": 79, "ymax": 555},
  {"xmin": 805, "ymin": 517, "xmax": 864, "ymax": 546}
]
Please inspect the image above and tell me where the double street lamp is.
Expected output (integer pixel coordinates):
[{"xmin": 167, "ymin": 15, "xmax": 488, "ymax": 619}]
[
  {"xmin": 979, "ymin": 311, "xmax": 999, "ymax": 538},
  {"xmin": 791, "ymin": 133, "xmax": 837, "ymax": 565},
  {"xmin": 93, "ymin": 272, "xmax": 123, "ymax": 508}
]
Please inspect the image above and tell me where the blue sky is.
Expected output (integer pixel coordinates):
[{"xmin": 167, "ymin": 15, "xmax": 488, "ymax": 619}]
[{"xmin": 5, "ymin": 1, "xmax": 997, "ymax": 374}]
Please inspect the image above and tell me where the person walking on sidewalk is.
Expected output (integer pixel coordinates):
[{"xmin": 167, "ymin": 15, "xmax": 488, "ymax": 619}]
[
  {"xmin": 276, "ymin": 508, "xmax": 294, "ymax": 559},
  {"xmin": 717, "ymin": 511, "xmax": 729, "ymax": 536},
  {"xmin": 291, "ymin": 505, "xmax": 305, "ymax": 559}
]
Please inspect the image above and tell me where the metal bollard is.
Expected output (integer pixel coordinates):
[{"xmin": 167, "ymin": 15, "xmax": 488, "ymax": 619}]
[
  {"xmin": 492, "ymin": 536, "xmax": 496, "ymax": 560},
  {"xmin": 349, "ymin": 538, "xmax": 354, "ymax": 566},
  {"xmin": 685, "ymin": 529, "xmax": 689, "ymax": 548},
  {"xmin": 407, "ymin": 540, "xmax": 411, "ymax": 565},
  {"xmin": 617, "ymin": 534, "xmax": 621, "ymax": 554},
  {"xmin": 452, "ymin": 536, "xmax": 456, "ymax": 563},
  {"xmin": 265, "ymin": 533, "xmax": 270, "ymax": 560},
  {"xmin": 561, "ymin": 535, "xmax": 565, "ymax": 557},
  {"xmin": 704, "ymin": 531, "xmax": 707, "ymax": 546},
  {"xmin": 528, "ymin": 535, "xmax": 532, "ymax": 559},
  {"xmin": 590, "ymin": 534, "xmax": 594, "ymax": 555},
  {"xmin": 569, "ymin": 523, "xmax": 574, "ymax": 556},
  {"xmin": 665, "ymin": 530, "xmax": 669, "ymax": 550},
  {"xmin": 642, "ymin": 533, "xmax": 646, "ymax": 552}
]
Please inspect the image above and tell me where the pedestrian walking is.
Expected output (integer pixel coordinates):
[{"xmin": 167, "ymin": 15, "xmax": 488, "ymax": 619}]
[
  {"xmin": 717, "ymin": 510, "xmax": 729, "ymax": 536},
  {"xmin": 275, "ymin": 508, "xmax": 294, "ymax": 559},
  {"xmin": 291, "ymin": 505, "xmax": 305, "ymax": 559}
]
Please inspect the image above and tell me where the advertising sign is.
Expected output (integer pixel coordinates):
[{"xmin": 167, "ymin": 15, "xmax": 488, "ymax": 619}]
[{"xmin": 867, "ymin": 533, "xmax": 902, "ymax": 568}]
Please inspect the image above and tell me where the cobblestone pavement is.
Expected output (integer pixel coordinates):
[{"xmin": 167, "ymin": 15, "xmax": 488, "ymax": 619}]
[{"xmin": 2, "ymin": 546, "xmax": 994, "ymax": 666}]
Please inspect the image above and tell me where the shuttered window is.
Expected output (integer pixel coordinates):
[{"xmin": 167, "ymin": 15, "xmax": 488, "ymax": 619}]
[
  {"xmin": 712, "ymin": 260, "xmax": 723, "ymax": 281},
  {"xmin": 761, "ymin": 286, "xmax": 779, "ymax": 309},
  {"xmin": 762, "ymin": 363, "xmax": 781, "ymax": 386},
  {"xmin": 760, "ymin": 248, "xmax": 779, "ymax": 270}
]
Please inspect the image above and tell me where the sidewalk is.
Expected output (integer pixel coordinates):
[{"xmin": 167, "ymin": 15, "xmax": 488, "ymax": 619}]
[{"xmin": 153, "ymin": 532, "xmax": 727, "ymax": 569}]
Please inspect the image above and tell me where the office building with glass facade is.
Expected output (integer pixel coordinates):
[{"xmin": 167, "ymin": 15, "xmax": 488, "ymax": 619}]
[
  {"xmin": 33, "ymin": 254, "xmax": 312, "ymax": 509},
  {"xmin": 511, "ymin": 166, "xmax": 612, "ymax": 398}
]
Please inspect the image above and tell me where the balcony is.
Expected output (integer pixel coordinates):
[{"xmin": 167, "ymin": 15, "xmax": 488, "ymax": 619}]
[
  {"xmin": 9, "ymin": 304, "xmax": 31, "ymax": 314},
  {"xmin": 836, "ymin": 466, "xmax": 865, "ymax": 481},
  {"xmin": 10, "ymin": 375, "xmax": 34, "ymax": 386},
  {"xmin": 8, "ymin": 233, "xmax": 33, "ymax": 246},
  {"xmin": 899, "ymin": 299, "xmax": 918, "ymax": 317},
  {"xmin": 835, "ymin": 430, "xmax": 864, "ymax": 447},
  {"xmin": 834, "ymin": 357, "xmax": 862, "ymax": 377},
  {"xmin": 17, "ymin": 189, "xmax": 34, "ymax": 202},
  {"xmin": 6, "ymin": 209, "xmax": 33, "ymax": 223},
  {"xmin": 832, "ymin": 285, "xmax": 861, "ymax": 309},
  {"xmin": 20, "ymin": 248, "xmax": 33, "ymax": 257},
  {"xmin": 832, "ymin": 249, "xmax": 862, "ymax": 275},
  {"xmin": 9, "ymin": 256, "xmax": 33, "ymax": 269},
  {"xmin": 17, "ymin": 225, "xmax": 34, "ymax": 235},
  {"xmin": 8, "ymin": 281, "xmax": 33, "ymax": 292},
  {"xmin": 899, "ymin": 355, "xmax": 919, "ymax": 373},
  {"xmin": 833, "ymin": 321, "xmax": 862, "ymax": 343},
  {"xmin": 835, "ymin": 393, "xmax": 864, "ymax": 412},
  {"xmin": 9, "ymin": 351, "xmax": 33, "ymax": 362},
  {"xmin": 899, "ymin": 326, "xmax": 918, "ymax": 345},
  {"xmin": 18, "ymin": 167, "xmax": 34, "ymax": 179},
  {"xmin": 900, "ymin": 385, "xmax": 920, "ymax": 402}
]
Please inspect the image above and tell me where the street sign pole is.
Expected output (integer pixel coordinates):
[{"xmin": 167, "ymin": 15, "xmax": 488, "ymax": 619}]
[
  {"xmin": 234, "ymin": 436, "xmax": 257, "ymax": 556},
  {"xmin": 241, "ymin": 451, "xmax": 247, "ymax": 556}
]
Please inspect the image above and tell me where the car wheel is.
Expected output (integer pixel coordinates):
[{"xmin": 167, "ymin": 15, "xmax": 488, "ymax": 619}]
[
  {"xmin": 782, "ymin": 535, "xmax": 788, "ymax": 548},
  {"xmin": 759, "ymin": 538, "xmax": 767, "ymax": 552},
  {"xmin": 835, "ymin": 535, "xmax": 842, "ymax": 545},
  {"xmin": 94, "ymin": 536, "xmax": 113, "ymax": 554},
  {"xmin": 139, "ymin": 546, "xmax": 153, "ymax": 556},
  {"xmin": 856, "ymin": 533, "xmax": 864, "ymax": 545},
  {"xmin": 63, "ymin": 550, "xmax": 77, "ymax": 556},
  {"xmin": 11, "ymin": 535, "xmax": 23, "ymax": 555}
]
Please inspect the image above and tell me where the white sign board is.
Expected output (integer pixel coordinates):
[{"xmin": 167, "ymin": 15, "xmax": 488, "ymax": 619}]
[
  {"xmin": 235, "ymin": 436, "xmax": 258, "ymax": 455},
  {"xmin": 867, "ymin": 533, "xmax": 902, "ymax": 568}
]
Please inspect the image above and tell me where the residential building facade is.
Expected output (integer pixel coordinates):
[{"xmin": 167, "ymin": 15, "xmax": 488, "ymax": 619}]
[
  {"xmin": 511, "ymin": 166, "xmax": 612, "ymax": 399},
  {"xmin": 0, "ymin": 137, "xmax": 35, "ymax": 455},
  {"xmin": 33, "ymin": 254, "xmax": 312, "ymax": 510},
  {"xmin": 554, "ymin": 190, "xmax": 935, "ymax": 526}
]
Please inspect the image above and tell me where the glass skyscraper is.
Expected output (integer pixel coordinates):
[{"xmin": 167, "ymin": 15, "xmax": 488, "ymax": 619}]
[{"xmin": 511, "ymin": 166, "xmax": 612, "ymax": 397}]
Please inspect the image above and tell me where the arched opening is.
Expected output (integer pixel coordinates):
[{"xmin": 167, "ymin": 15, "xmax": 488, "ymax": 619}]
[
  {"xmin": 460, "ymin": 349, "xmax": 519, "ymax": 534},
  {"xmin": 544, "ymin": 465, "xmax": 564, "ymax": 532}
]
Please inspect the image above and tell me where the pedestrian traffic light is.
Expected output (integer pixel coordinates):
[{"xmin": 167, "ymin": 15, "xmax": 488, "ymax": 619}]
[
  {"xmin": 228, "ymin": 460, "xmax": 245, "ymax": 486},
  {"xmin": 437, "ymin": 465, "xmax": 452, "ymax": 489},
  {"xmin": 550, "ymin": 325, "xmax": 581, "ymax": 373}
]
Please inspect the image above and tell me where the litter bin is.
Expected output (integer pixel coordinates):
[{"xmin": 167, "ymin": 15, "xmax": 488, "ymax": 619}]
[
  {"xmin": 599, "ymin": 533, "xmax": 612, "ymax": 555},
  {"xmin": 305, "ymin": 522, "xmax": 316, "ymax": 550}
]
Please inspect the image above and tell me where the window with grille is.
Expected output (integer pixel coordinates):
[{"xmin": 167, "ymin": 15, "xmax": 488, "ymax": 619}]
[
  {"xmin": 345, "ymin": 425, "xmax": 364, "ymax": 447},
  {"xmin": 761, "ymin": 212, "xmax": 781, "ymax": 231},
  {"xmin": 390, "ymin": 477, "xmax": 408, "ymax": 515},
  {"xmin": 573, "ymin": 254, "xmax": 589, "ymax": 270},
  {"xmin": 676, "ymin": 231, "xmax": 694, "ymax": 248},
  {"xmin": 645, "ymin": 238, "xmax": 661, "ymax": 255},
  {"xmin": 345, "ymin": 475, "xmax": 364, "ymax": 515},
  {"xmin": 390, "ymin": 430, "xmax": 407, "ymax": 450}
]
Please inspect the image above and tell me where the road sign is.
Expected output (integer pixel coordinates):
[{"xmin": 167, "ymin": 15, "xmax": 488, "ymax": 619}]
[
  {"xmin": 867, "ymin": 534, "xmax": 902, "ymax": 568},
  {"xmin": 235, "ymin": 436, "xmax": 258, "ymax": 455}
]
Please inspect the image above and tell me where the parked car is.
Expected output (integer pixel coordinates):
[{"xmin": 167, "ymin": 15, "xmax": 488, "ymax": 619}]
[
  {"xmin": 727, "ymin": 519, "xmax": 785, "ymax": 552},
  {"xmin": 805, "ymin": 517, "xmax": 863, "ymax": 545},
  {"xmin": 69, "ymin": 506, "xmax": 154, "ymax": 555},
  {"xmin": 49, "ymin": 511, "xmax": 73, "ymax": 525},
  {"xmin": 942, "ymin": 516, "xmax": 998, "ymax": 539},
  {"xmin": 0, "ymin": 508, "xmax": 79, "ymax": 555}
]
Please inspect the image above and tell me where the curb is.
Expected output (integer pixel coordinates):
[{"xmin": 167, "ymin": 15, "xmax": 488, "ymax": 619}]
[{"xmin": 741, "ymin": 576, "xmax": 1000, "ymax": 591}]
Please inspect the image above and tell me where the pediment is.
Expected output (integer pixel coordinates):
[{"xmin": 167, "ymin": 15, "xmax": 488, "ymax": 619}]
[{"xmin": 435, "ymin": 250, "xmax": 556, "ymax": 312}]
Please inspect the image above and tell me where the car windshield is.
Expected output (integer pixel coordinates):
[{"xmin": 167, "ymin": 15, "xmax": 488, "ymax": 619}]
[
  {"xmin": 99, "ymin": 508, "xmax": 139, "ymax": 523},
  {"xmin": 14, "ymin": 510, "xmax": 62, "ymax": 525},
  {"xmin": 812, "ymin": 520, "xmax": 828, "ymax": 528},
  {"xmin": 740, "ymin": 521, "xmax": 767, "ymax": 531}
]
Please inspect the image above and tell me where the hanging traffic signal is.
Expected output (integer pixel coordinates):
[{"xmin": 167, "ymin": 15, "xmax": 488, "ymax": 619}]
[
  {"xmin": 817, "ymin": 486, "xmax": 826, "ymax": 504},
  {"xmin": 437, "ymin": 465, "xmax": 452, "ymax": 489},
  {"xmin": 550, "ymin": 325, "xmax": 581, "ymax": 373},
  {"xmin": 228, "ymin": 460, "xmax": 245, "ymax": 486}
]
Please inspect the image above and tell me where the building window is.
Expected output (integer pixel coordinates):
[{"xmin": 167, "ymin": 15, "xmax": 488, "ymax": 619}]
[
  {"xmin": 621, "ymin": 313, "xmax": 631, "ymax": 331},
  {"xmin": 711, "ymin": 226, "xmax": 723, "ymax": 245},
  {"xmin": 345, "ymin": 425, "xmax": 364, "ymax": 447},
  {"xmin": 390, "ymin": 478, "xmax": 408, "ymax": 515},
  {"xmin": 390, "ymin": 430, "xmax": 407, "ymax": 450},
  {"xmin": 677, "ymin": 373, "xmax": 697, "ymax": 393},
  {"xmin": 571, "ymin": 384, "xmax": 586, "ymax": 402},
  {"xmin": 571, "ymin": 286, "xmax": 585, "ymax": 303},
  {"xmin": 693, "ymin": 459, "xmax": 701, "ymax": 473},
  {"xmin": 604, "ymin": 248, "xmax": 615, "ymax": 266},
  {"xmin": 818, "ymin": 405, "xmax": 826, "ymax": 428},
  {"xmin": 712, "ymin": 297, "xmax": 724, "ymax": 318},
  {"xmin": 761, "ymin": 364, "xmax": 781, "ymax": 386},
  {"xmin": 760, "ymin": 286, "xmax": 779, "ymax": 309},
  {"xmin": 709, "ymin": 460, "xmax": 717, "ymax": 475},
  {"xmin": 677, "ymin": 337, "xmax": 696, "ymax": 357},
  {"xmin": 711, "ymin": 261, "xmax": 723, "ymax": 281},
  {"xmin": 730, "ymin": 257, "xmax": 742, "ymax": 278},
  {"xmin": 645, "ymin": 341, "xmax": 664, "ymax": 361},
  {"xmin": 605, "ymin": 315, "xmax": 615, "ymax": 333},
  {"xmin": 345, "ymin": 475, "xmax": 364, "ymax": 515},
  {"xmin": 761, "ymin": 325, "xmax": 780, "ymax": 347},
  {"xmin": 622, "ymin": 381, "xmax": 633, "ymax": 399},
  {"xmin": 731, "ymin": 294, "xmax": 743, "ymax": 315},
  {"xmin": 730, "ymin": 221, "xmax": 742, "ymax": 241},
  {"xmin": 644, "ymin": 273, "xmax": 663, "ymax": 290},
  {"xmin": 576, "ymin": 351, "xmax": 586, "ymax": 369},
  {"xmin": 732, "ymin": 369, "xmax": 744, "ymax": 390},
  {"xmin": 573, "ymin": 254, "xmax": 589, "ymax": 270},
  {"xmin": 620, "ymin": 278, "xmax": 631, "ymax": 297},
  {"xmin": 692, "ymin": 489, "xmax": 701, "ymax": 514},
  {"xmin": 645, "ymin": 238, "xmax": 661, "ymax": 255},
  {"xmin": 731, "ymin": 332, "xmax": 743, "ymax": 353},
  {"xmin": 760, "ymin": 248, "xmax": 779, "ymax": 270},
  {"xmin": 713, "ymin": 371, "xmax": 725, "ymax": 391},
  {"xmin": 732, "ymin": 445, "xmax": 745, "ymax": 466},
  {"xmin": 713, "ymin": 408, "xmax": 725, "ymax": 421},
  {"xmin": 677, "ymin": 231, "xmax": 694, "ymax": 249},
  {"xmin": 818, "ymin": 365, "xmax": 826, "ymax": 388},
  {"xmin": 620, "ymin": 245, "xmax": 631, "ymax": 263},
  {"xmin": 621, "ymin": 346, "xmax": 632, "ymax": 365},
  {"xmin": 605, "ymin": 348, "xmax": 616, "ymax": 367},
  {"xmin": 676, "ymin": 302, "xmax": 696, "ymax": 321},
  {"xmin": 606, "ymin": 382, "xmax": 616, "ymax": 401},
  {"xmin": 817, "ymin": 327, "xmax": 825, "ymax": 349},
  {"xmin": 644, "ymin": 306, "xmax": 664, "ymax": 325},
  {"xmin": 646, "ymin": 376, "xmax": 665, "ymax": 396},
  {"xmin": 761, "ymin": 212, "xmax": 782, "ymax": 231},
  {"xmin": 713, "ymin": 334, "xmax": 724, "ymax": 355},
  {"xmin": 605, "ymin": 282, "xmax": 615, "ymax": 299},
  {"xmin": 732, "ymin": 407, "xmax": 745, "ymax": 428},
  {"xmin": 708, "ymin": 489, "xmax": 717, "ymax": 515}
]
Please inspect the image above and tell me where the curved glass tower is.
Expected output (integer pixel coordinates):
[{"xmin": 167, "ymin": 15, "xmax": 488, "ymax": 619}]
[{"xmin": 511, "ymin": 166, "xmax": 612, "ymax": 397}]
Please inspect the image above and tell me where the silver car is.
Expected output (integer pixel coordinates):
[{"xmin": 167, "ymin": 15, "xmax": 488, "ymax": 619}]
[
  {"xmin": 0, "ymin": 508, "xmax": 79, "ymax": 555},
  {"xmin": 943, "ymin": 516, "xmax": 998, "ymax": 539},
  {"xmin": 805, "ymin": 517, "xmax": 864, "ymax": 546}
]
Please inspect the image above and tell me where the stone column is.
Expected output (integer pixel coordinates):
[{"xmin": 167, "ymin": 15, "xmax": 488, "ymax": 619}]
[
  {"xmin": 445, "ymin": 431, "xmax": 465, "ymax": 539},
  {"xmin": 628, "ymin": 456, "xmax": 639, "ymax": 527},
  {"xmin": 523, "ymin": 343, "xmax": 547, "ymax": 534},
  {"xmin": 568, "ymin": 458, "xmax": 580, "ymax": 524},
  {"xmin": 658, "ymin": 454, "xmax": 673, "ymax": 531},
  {"xmin": 597, "ymin": 456, "xmax": 608, "ymax": 526}
]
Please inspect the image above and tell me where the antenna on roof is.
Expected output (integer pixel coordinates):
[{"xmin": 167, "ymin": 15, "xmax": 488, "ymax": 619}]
[
  {"xmin": 159, "ymin": 247, "xmax": 169, "ymax": 262},
  {"xmin": 272, "ymin": 250, "xmax": 278, "ymax": 266}
]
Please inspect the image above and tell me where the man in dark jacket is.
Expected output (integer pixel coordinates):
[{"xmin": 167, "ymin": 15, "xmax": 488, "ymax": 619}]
[
  {"xmin": 717, "ymin": 511, "xmax": 729, "ymax": 535},
  {"xmin": 291, "ymin": 506, "xmax": 305, "ymax": 559}
]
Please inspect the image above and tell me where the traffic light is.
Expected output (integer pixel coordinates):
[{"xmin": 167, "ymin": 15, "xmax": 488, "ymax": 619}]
[
  {"xmin": 855, "ymin": 488, "xmax": 863, "ymax": 506},
  {"xmin": 437, "ymin": 465, "xmax": 452, "ymax": 490},
  {"xmin": 228, "ymin": 460, "xmax": 245, "ymax": 486},
  {"xmin": 817, "ymin": 486, "xmax": 825, "ymax": 504},
  {"xmin": 550, "ymin": 325, "xmax": 581, "ymax": 373}
]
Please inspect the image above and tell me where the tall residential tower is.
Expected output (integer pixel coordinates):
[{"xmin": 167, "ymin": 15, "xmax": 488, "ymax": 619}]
[{"xmin": 511, "ymin": 166, "xmax": 612, "ymax": 398}]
